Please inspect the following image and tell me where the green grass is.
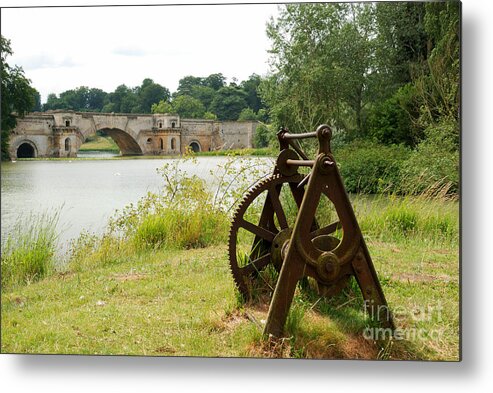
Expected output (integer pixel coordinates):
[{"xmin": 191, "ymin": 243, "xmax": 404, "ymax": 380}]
[
  {"xmin": 353, "ymin": 194, "xmax": 459, "ymax": 245},
  {"xmin": 1, "ymin": 211, "xmax": 60, "ymax": 290},
  {"xmin": 1, "ymin": 240, "xmax": 459, "ymax": 359},
  {"xmin": 132, "ymin": 208, "xmax": 229, "ymax": 251},
  {"xmin": 1, "ymin": 195, "xmax": 459, "ymax": 360},
  {"xmin": 1, "ymin": 247, "xmax": 248, "ymax": 356},
  {"xmin": 79, "ymin": 134, "xmax": 119, "ymax": 152},
  {"xmin": 194, "ymin": 147, "xmax": 276, "ymax": 157},
  {"xmin": 17, "ymin": 147, "xmax": 274, "ymax": 161}
]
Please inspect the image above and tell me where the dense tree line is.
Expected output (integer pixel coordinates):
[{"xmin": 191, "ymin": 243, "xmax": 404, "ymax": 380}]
[
  {"xmin": 42, "ymin": 78, "xmax": 170, "ymax": 114},
  {"xmin": 40, "ymin": 73, "xmax": 267, "ymax": 122}
]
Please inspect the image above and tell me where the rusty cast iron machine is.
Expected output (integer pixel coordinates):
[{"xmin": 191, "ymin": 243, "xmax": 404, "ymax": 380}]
[{"xmin": 228, "ymin": 124, "xmax": 394, "ymax": 337}]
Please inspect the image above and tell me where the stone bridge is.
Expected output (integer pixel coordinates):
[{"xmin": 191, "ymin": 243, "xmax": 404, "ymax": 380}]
[{"xmin": 8, "ymin": 110, "xmax": 257, "ymax": 159}]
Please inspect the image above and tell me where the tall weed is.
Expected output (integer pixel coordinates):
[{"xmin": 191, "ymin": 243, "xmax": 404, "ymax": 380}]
[
  {"xmin": 355, "ymin": 195, "xmax": 458, "ymax": 244},
  {"xmin": 1, "ymin": 211, "xmax": 59, "ymax": 289}
]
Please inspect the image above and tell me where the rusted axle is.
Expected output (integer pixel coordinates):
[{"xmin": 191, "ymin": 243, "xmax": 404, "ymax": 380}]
[{"xmin": 285, "ymin": 159, "xmax": 315, "ymax": 167}]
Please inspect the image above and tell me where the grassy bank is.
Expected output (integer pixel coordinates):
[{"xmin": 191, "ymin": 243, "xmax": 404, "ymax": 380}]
[
  {"xmin": 79, "ymin": 134, "xmax": 119, "ymax": 152},
  {"xmin": 195, "ymin": 147, "xmax": 276, "ymax": 157},
  {"xmin": 1, "ymin": 192, "xmax": 459, "ymax": 359},
  {"xmin": 1, "ymin": 157, "xmax": 459, "ymax": 359},
  {"xmin": 15, "ymin": 147, "xmax": 274, "ymax": 161}
]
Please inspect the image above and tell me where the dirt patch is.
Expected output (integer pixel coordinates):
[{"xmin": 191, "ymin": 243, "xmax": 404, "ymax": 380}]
[
  {"xmin": 297, "ymin": 318, "xmax": 379, "ymax": 359},
  {"xmin": 246, "ymin": 300, "xmax": 270, "ymax": 314},
  {"xmin": 247, "ymin": 331, "xmax": 381, "ymax": 360},
  {"xmin": 155, "ymin": 345, "xmax": 176, "ymax": 355},
  {"xmin": 210, "ymin": 310, "xmax": 251, "ymax": 333},
  {"xmin": 10, "ymin": 296, "xmax": 26, "ymax": 307}
]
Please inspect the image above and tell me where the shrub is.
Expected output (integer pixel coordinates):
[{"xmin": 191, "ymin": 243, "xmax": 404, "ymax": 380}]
[
  {"xmin": 399, "ymin": 118, "xmax": 459, "ymax": 197},
  {"xmin": 238, "ymin": 108, "xmax": 257, "ymax": 121},
  {"xmin": 132, "ymin": 207, "xmax": 229, "ymax": 250},
  {"xmin": 334, "ymin": 140, "xmax": 411, "ymax": 194},
  {"xmin": 367, "ymin": 84, "xmax": 421, "ymax": 147}
]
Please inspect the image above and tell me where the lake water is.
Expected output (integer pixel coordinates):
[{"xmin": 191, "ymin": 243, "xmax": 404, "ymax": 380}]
[{"xmin": 1, "ymin": 154, "xmax": 272, "ymax": 252}]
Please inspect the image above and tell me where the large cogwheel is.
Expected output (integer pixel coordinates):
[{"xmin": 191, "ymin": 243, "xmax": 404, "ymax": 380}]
[
  {"xmin": 228, "ymin": 174, "xmax": 302, "ymax": 298},
  {"xmin": 228, "ymin": 173, "xmax": 346, "ymax": 299}
]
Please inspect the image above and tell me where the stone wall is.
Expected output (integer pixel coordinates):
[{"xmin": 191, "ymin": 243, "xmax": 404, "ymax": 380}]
[
  {"xmin": 216, "ymin": 121, "xmax": 255, "ymax": 150},
  {"xmin": 8, "ymin": 111, "xmax": 257, "ymax": 158},
  {"xmin": 180, "ymin": 119, "xmax": 216, "ymax": 152}
]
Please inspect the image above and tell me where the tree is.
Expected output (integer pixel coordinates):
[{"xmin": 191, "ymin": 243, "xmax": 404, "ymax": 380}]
[
  {"xmin": 152, "ymin": 96, "xmax": 210, "ymax": 119},
  {"xmin": 151, "ymin": 99, "xmax": 174, "ymax": 114},
  {"xmin": 416, "ymin": 1, "xmax": 460, "ymax": 129},
  {"xmin": 261, "ymin": 3, "xmax": 354, "ymax": 132},
  {"xmin": 210, "ymin": 86, "xmax": 248, "ymax": 120},
  {"xmin": 171, "ymin": 95, "xmax": 206, "ymax": 118},
  {"xmin": 174, "ymin": 74, "xmax": 221, "ymax": 111},
  {"xmin": 367, "ymin": 85, "xmax": 415, "ymax": 146},
  {"xmin": 138, "ymin": 79, "xmax": 170, "ymax": 113},
  {"xmin": 107, "ymin": 84, "xmax": 131, "ymax": 112},
  {"xmin": 189, "ymin": 85, "xmax": 216, "ymax": 111},
  {"xmin": 176, "ymin": 75, "xmax": 204, "ymax": 96},
  {"xmin": 101, "ymin": 102, "xmax": 117, "ymax": 113},
  {"xmin": 374, "ymin": 2, "xmax": 428, "ymax": 92},
  {"xmin": 32, "ymin": 89, "xmax": 42, "ymax": 112},
  {"xmin": 43, "ymin": 93, "xmax": 63, "ymax": 111},
  {"xmin": 240, "ymin": 74, "xmax": 264, "ymax": 113},
  {"xmin": 1, "ymin": 36, "xmax": 37, "ymax": 160},
  {"xmin": 59, "ymin": 86, "xmax": 90, "ymax": 110},
  {"xmin": 121, "ymin": 92, "xmax": 140, "ymax": 113},
  {"xmin": 87, "ymin": 88, "xmax": 107, "ymax": 111},
  {"xmin": 237, "ymin": 107, "xmax": 257, "ymax": 121},
  {"xmin": 253, "ymin": 123, "xmax": 270, "ymax": 148},
  {"xmin": 203, "ymin": 73, "xmax": 226, "ymax": 90}
]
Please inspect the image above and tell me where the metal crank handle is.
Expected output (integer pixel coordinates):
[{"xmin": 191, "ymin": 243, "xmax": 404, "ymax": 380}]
[{"xmin": 280, "ymin": 131, "xmax": 317, "ymax": 140}]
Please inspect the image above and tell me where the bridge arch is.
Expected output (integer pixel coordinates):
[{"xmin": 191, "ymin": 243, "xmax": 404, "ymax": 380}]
[
  {"xmin": 16, "ymin": 140, "xmax": 38, "ymax": 158},
  {"xmin": 95, "ymin": 128, "xmax": 143, "ymax": 156},
  {"xmin": 189, "ymin": 140, "xmax": 201, "ymax": 153}
]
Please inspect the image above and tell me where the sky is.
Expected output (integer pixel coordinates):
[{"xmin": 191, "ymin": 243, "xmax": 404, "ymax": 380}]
[{"xmin": 1, "ymin": 3, "xmax": 281, "ymax": 103}]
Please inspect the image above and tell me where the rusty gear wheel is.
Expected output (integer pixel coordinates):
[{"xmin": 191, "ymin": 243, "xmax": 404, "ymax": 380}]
[{"xmin": 228, "ymin": 174, "xmax": 346, "ymax": 300}]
